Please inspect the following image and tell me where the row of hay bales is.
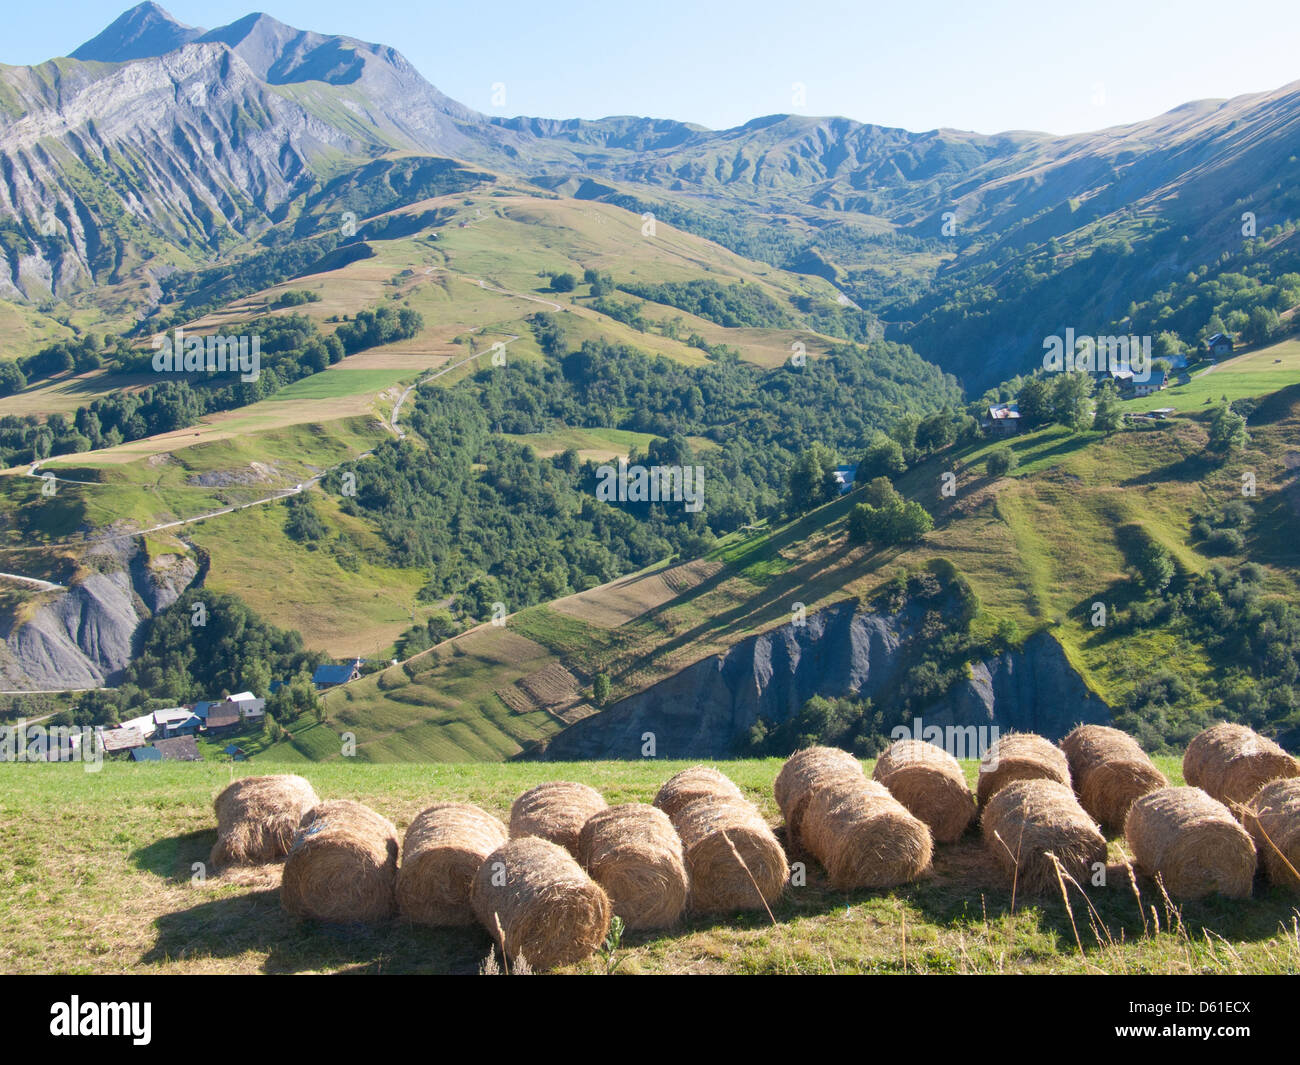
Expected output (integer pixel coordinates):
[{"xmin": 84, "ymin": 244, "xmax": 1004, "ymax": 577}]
[
  {"xmin": 774, "ymin": 746, "xmax": 937, "ymax": 889},
  {"xmin": 974, "ymin": 723, "xmax": 1300, "ymax": 899},
  {"xmin": 207, "ymin": 722, "xmax": 1300, "ymax": 967},
  {"xmin": 209, "ymin": 768, "xmax": 789, "ymax": 970}
]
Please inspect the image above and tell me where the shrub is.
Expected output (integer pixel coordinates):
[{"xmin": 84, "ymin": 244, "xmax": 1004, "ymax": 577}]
[{"xmin": 985, "ymin": 446, "xmax": 1017, "ymax": 477}]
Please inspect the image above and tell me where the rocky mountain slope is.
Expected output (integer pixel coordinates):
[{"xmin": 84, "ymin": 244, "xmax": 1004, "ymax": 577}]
[
  {"xmin": 0, "ymin": 535, "xmax": 196, "ymax": 689},
  {"xmin": 5, "ymin": 4, "xmax": 1300, "ymax": 392},
  {"xmin": 544, "ymin": 598, "xmax": 1108, "ymax": 760}
]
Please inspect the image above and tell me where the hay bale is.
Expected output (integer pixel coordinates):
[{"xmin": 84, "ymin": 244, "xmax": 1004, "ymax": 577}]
[
  {"xmin": 470, "ymin": 836, "xmax": 611, "ymax": 971},
  {"xmin": 1124, "ymin": 786, "xmax": 1256, "ymax": 899},
  {"xmin": 802, "ymin": 777, "xmax": 933, "ymax": 889},
  {"xmin": 976, "ymin": 732, "xmax": 1071, "ymax": 809},
  {"xmin": 576, "ymin": 803, "xmax": 688, "ymax": 929},
  {"xmin": 981, "ymin": 779, "xmax": 1106, "ymax": 894},
  {"xmin": 773, "ymin": 746, "xmax": 865, "ymax": 850},
  {"xmin": 672, "ymin": 796, "xmax": 789, "ymax": 913},
  {"xmin": 396, "ymin": 803, "xmax": 509, "ymax": 926},
  {"xmin": 872, "ymin": 739, "xmax": 976, "ymax": 843},
  {"xmin": 1241, "ymin": 778, "xmax": 1300, "ymax": 889},
  {"xmin": 281, "ymin": 800, "xmax": 399, "ymax": 922},
  {"xmin": 653, "ymin": 765, "xmax": 744, "ymax": 821},
  {"xmin": 1183, "ymin": 723, "xmax": 1299, "ymax": 808},
  {"xmin": 508, "ymin": 780, "xmax": 607, "ymax": 856},
  {"xmin": 209, "ymin": 774, "xmax": 320, "ymax": 867},
  {"xmin": 1060, "ymin": 724, "xmax": 1168, "ymax": 831}
]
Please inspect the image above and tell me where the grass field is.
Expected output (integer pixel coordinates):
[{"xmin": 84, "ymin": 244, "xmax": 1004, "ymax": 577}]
[
  {"xmin": 186, "ymin": 491, "xmax": 435, "ymax": 659},
  {"xmin": 1127, "ymin": 336, "xmax": 1300, "ymax": 413},
  {"xmin": 2, "ymin": 757, "xmax": 1296, "ymax": 975}
]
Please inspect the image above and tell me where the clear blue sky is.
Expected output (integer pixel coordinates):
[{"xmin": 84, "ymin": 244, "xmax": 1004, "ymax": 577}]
[{"xmin": 7, "ymin": 0, "xmax": 1300, "ymax": 135}]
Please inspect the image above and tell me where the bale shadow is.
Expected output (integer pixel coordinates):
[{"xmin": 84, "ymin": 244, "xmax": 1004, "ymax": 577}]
[
  {"xmin": 142, "ymin": 890, "xmax": 495, "ymax": 974},
  {"xmin": 131, "ymin": 830, "xmax": 216, "ymax": 883}
]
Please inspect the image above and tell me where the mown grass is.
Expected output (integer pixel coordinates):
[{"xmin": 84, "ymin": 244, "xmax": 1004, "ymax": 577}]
[
  {"xmin": 1, "ymin": 758, "xmax": 1296, "ymax": 975},
  {"xmin": 1125, "ymin": 335, "xmax": 1300, "ymax": 413}
]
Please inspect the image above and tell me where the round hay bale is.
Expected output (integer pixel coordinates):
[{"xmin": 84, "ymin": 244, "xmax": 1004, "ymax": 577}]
[
  {"xmin": 209, "ymin": 774, "xmax": 320, "ymax": 868},
  {"xmin": 1183, "ymin": 723, "xmax": 1299, "ymax": 808},
  {"xmin": 1060, "ymin": 724, "xmax": 1168, "ymax": 831},
  {"xmin": 773, "ymin": 746, "xmax": 865, "ymax": 850},
  {"xmin": 673, "ymin": 795, "xmax": 789, "ymax": 913},
  {"xmin": 576, "ymin": 803, "xmax": 688, "ymax": 929},
  {"xmin": 1124, "ymin": 786, "xmax": 1256, "ymax": 899},
  {"xmin": 981, "ymin": 779, "xmax": 1106, "ymax": 895},
  {"xmin": 802, "ymin": 777, "xmax": 933, "ymax": 889},
  {"xmin": 872, "ymin": 739, "xmax": 976, "ymax": 843},
  {"xmin": 396, "ymin": 802, "xmax": 509, "ymax": 926},
  {"xmin": 653, "ymin": 765, "xmax": 744, "ymax": 822},
  {"xmin": 281, "ymin": 800, "xmax": 399, "ymax": 922},
  {"xmin": 508, "ymin": 780, "xmax": 607, "ymax": 856},
  {"xmin": 976, "ymin": 732, "xmax": 1071, "ymax": 810},
  {"xmin": 470, "ymin": 836, "xmax": 611, "ymax": 971},
  {"xmin": 1241, "ymin": 778, "xmax": 1300, "ymax": 889}
]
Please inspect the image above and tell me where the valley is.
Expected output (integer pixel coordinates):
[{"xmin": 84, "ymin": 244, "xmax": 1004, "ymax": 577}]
[{"xmin": 0, "ymin": 3, "xmax": 1297, "ymax": 779}]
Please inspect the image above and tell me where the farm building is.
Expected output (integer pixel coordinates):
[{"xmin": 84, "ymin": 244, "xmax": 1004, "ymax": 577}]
[
  {"xmin": 153, "ymin": 707, "xmax": 201, "ymax": 737},
  {"xmin": 117, "ymin": 713, "xmax": 157, "ymax": 740},
  {"xmin": 1132, "ymin": 369, "xmax": 1167, "ymax": 397},
  {"xmin": 152, "ymin": 736, "xmax": 201, "ymax": 761},
  {"xmin": 1111, "ymin": 368, "xmax": 1167, "ymax": 397},
  {"xmin": 130, "ymin": 736, "xmax": 201, "ymax": 762},
  {"xmin": 202, "ymin": 704, "xmax": 242, "ymax": 738},
  {"xmin": 228, "ymin": 692, "xmax": 266, "ymax": 723},
  {"xmin": 1204, "ymin": 332, "xmax": 1234, "ymax": 358},
  {"xmin": 97, "ymin": 727, "xmax": 146, "ymax": 759},
  {"xmin": 982, "ymin": 403, "xmax": 1022, "ymax": 435},
  {"xmin": 313, "ymin": 659, "xmax": 363, "ymax": 689},
  {"xmin": 833, "ymin": 464, "xmax": 857, "ymax": 494}
]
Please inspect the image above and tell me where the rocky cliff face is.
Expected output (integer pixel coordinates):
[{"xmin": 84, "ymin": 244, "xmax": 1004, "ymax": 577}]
[
  {"xmin": 0, "ymin": 536, "xmax": 197, "ymax": 690},
  {"xmin": 542, "ymin": 599, "xmax": 1109, "ymax": 759}
]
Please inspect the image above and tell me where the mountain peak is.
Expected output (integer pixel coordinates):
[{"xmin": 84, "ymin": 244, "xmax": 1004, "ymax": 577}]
[
  {"xmin": 70, "ymin": 2, "xmax": 204, "ymax": 63},
  {"xmin": 199, "ymin": 11, "xmax": 293, "ymax": 46}
]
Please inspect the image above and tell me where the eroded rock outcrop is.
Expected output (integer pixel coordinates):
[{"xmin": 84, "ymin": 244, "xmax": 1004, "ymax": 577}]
[
  {"xmin": 543, "ymin": 600, "xmax": 1109, "ymax": 760},
  {"xmin": 0, "ymin": 537, "xmax": 197, "ymax": 689}
]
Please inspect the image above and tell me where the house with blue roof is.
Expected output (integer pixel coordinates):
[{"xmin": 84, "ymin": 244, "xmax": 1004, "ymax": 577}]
[
  {"xmin": 312, "ymin": 659, "xmax": 363, "ymax": 689},
  {"xmin": 131, "ymin": 746, "xmax": 162, "ymax": 762}
]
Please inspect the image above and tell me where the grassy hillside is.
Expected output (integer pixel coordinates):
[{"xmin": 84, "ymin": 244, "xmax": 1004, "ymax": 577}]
[
  {"xmin": 0, "ymin": 187, "xmax": 876, "ymax": 656},
  {"xmin": 2, "ymin": 758, "xmax": 1296, "ymax": 976},
  {"xmin": 292, "ymin": 381, "xmax": 1300, "ymax": 762}
]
